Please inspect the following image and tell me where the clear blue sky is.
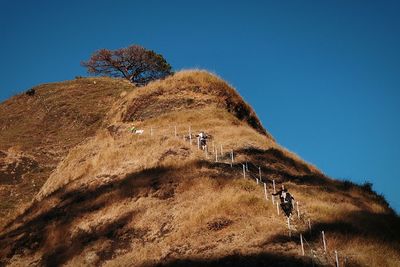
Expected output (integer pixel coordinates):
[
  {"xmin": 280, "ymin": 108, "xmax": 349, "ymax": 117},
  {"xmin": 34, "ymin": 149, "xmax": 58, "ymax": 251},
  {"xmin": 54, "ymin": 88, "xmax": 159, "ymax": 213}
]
[{"xmin": 1, "ymin": 1, "xmax": 399, "ymax": 212}]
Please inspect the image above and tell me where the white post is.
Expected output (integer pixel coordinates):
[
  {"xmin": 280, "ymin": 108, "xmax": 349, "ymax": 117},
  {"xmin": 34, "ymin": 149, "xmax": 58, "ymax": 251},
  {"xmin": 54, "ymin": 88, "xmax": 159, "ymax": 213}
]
[
  {"xmin": 308, "ymin": 218, "xmax": 311, "ymax": 233},
  {"xmin": 242, "ymin": 164, "xmax": 246, "ymax": 179},
  {"xmin": 197, "ymin": 137, "xmax": 200, "ymax": 149},
  {"xmin": 220, "ymin": 144, "xmax": 223, "ymax": 156},
  {"xmin": 256, "ymin": 178, "xmax": 259, "ymax": 185},
  {"xmin": 259, "ymin": 167, "xmax": 262, "ymax": 182},
  {"xmin": 335, "ymin": 250, "xmax": 339, "ymax": 267},
  {"xmin": 297, "ymin": 201, "xmax": 300, "ymax": 219},
  {"xmin": 322, "ymin": 231, "xmax": 327, "ymax": 253},
  {"xmin": 215, "ymin": 151, "xmax": 218, "ymax": 162},
  {"xmin": 287, "ymin": 217, "xmax": 291, "ymax": 237},
  {"xmin": 263, "ymin": 183, "xmax": 268, "ymax": 200},
  {"xmin": 300, "ymin": 234, "xmax": 305, "ymax": 256},
  {"xmin": 276, "ymin": 202, "xmax": 280, "ymax": 215},
  {"xmin": 272, "ymin": 195, "xmax": 275, "ymax": 205},
  {"xmin": 273, "ymin": 180, "xmax": 276, "ymax": 194},
  {"xmin": 174, "ymin": 125, "xmax": 177, "ymax": 137},
  {"xmin": 231, "ymin": 150, "xmax": 234, "ymax": 166}
]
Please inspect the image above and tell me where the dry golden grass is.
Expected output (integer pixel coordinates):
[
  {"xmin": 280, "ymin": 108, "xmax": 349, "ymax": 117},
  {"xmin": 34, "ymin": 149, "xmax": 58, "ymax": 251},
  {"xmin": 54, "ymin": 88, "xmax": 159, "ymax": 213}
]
[
  {"xmin": 285, "ymin": 181, "xmax": 400, "ymax": 266},
  {"xmin": 0, "ymin": 76, "xmax": 135, "ymax": 228},
  {"xmin": 0, "ymin": 70, "xmax": 399, "ymax": 267},
  {"xmin": 94, "ymin": 172, "xmax": 287, "ymax": 267}
]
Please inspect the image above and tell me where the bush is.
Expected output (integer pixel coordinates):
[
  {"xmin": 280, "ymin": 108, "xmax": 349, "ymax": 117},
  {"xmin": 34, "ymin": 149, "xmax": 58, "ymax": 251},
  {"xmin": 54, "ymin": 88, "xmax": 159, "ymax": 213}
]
[{"xmin": 361, "ymin": 181, "xmax": 373, "ymax": 193}]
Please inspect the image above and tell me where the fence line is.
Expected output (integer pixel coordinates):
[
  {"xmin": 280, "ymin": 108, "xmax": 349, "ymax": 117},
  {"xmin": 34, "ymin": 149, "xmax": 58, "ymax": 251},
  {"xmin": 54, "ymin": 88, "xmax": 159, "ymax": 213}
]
[{"xmin": 125, "ymin": 124, "xmax": 347, "ymax": 266}]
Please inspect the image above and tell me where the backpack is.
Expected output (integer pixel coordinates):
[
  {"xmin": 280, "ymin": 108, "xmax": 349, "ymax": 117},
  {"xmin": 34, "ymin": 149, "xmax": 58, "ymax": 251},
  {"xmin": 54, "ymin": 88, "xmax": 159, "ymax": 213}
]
[{"xmin": 285, "ymin": 192, "xmax": 292, "ymax": 203}]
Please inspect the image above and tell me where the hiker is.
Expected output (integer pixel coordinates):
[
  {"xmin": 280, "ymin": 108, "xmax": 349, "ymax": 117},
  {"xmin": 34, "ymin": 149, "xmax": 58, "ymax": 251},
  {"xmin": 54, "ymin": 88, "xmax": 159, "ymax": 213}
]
[
  {"xmin": 272, "ymin": 185, "xmax": 295, "ymax": 217},
  {"xmin": 196, "ymin": 131, "xmax": 208, "ymax": 150}
]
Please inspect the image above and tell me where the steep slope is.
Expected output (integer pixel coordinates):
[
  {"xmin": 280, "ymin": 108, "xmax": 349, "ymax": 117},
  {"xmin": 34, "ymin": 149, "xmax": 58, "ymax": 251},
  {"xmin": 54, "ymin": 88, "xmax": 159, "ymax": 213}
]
[
  {"xmin": 0, "ymin": 77, "xmax": 135, "ymax": 227},
  {"xmin": 0, "ymin": 71, "xmax": 399, "ymax": 267}
]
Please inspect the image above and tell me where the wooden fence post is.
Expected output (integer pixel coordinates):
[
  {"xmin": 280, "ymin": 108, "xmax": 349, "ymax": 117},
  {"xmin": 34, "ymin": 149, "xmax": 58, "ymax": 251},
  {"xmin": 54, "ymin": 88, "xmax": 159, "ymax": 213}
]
[
  {"xmin": 322, "ymin": 231, "xmax": 327, "ymax": 253},
  {"xmin": 300, "ymin": 234, "xmax": 305, "ymax": 256},
  {"xmin": 242, "ymin": 164, "xmax": 246, "ymax": 179},
  {"xmin": 308, "ymin": 218, "xmax": 311, "ymax": 233},
  {"xmin": 231, "ymin": 150, "xmax": 234, "ymax": 166},
  {"xmin": 335, "ymin": 250, "xmax": 339, "ymax": 267},
  {"xmin": 296, "ymin": 201, "xmax": 300, "ymax": 219},
  {"xmin": 264, "ymin": 183, "xmax": 268, "ymax": 200},
  {"xmin": 256, "ymin": 178, "xmax": 259, "ymax": 185},
  {"xmin": 215, "ymin": 151, "xmax": 218, "ymax": 162},
  {"xmin": 259, "ymin": 167, "xmax": 262, "ymax": 182},
  {"xmin": 273, "ymin": 180, "xmax": 276, "ymax": 194},
  {"xmin": 276, "ymin": 202, "xmax": 280, "ymax": 215},
  {"xmin": 220, "ymin": 144, "xmax": 223, "ymax": 156},
  {"xmin": 197, "ymin": 137, "xmax": 200, "ymax": 149}
]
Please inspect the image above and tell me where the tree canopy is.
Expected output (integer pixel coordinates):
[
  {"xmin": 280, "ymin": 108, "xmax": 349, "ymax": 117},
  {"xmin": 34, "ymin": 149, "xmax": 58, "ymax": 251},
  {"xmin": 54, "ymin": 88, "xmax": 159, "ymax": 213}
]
[{"xmin": 82, "ymin": 45, "xmax": 172, "ymax": 85}]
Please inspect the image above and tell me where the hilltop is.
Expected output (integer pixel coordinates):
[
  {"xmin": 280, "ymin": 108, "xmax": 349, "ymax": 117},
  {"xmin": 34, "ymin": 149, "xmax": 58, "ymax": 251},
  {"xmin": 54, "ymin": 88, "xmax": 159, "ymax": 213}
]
[{"xmin": 0, "ymin": 71, "xmax": 399, "ymax": 266}]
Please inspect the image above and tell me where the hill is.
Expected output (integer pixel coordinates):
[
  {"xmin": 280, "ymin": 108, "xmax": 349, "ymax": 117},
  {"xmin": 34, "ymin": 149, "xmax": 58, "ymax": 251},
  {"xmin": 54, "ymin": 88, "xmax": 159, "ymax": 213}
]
[
  {"xmin": 0, "ymin": 77, "xmax": 134, "ymax": 228},
  {"xmin": 0, "ymin": 71, "xmax": 399, "ymax": 266}
]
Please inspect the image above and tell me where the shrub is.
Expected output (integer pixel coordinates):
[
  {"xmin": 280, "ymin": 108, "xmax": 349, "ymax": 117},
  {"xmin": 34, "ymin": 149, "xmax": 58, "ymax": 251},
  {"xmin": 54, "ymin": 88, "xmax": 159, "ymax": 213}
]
[{"xmin": 361, "ymin": 181, "xmax": 373, "ymax": 193}]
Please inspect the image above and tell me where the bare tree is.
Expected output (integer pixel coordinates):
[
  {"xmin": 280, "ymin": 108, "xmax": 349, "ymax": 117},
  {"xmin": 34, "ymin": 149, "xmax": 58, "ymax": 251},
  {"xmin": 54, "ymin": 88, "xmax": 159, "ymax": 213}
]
[{"xmin": 82, "ymin": 45, "xmax": 172, "ymax": 85}]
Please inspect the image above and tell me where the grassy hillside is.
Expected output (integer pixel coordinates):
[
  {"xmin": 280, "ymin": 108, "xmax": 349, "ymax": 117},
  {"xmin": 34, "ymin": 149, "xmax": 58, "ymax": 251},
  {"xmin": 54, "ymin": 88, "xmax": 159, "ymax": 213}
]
[
  {"xmin": 0, "ymin": 71, "xmax": 399, "ymax": 266},
  {"xmin": 0, "ymin": 77, "xmax": 135, "ymax": 227}
]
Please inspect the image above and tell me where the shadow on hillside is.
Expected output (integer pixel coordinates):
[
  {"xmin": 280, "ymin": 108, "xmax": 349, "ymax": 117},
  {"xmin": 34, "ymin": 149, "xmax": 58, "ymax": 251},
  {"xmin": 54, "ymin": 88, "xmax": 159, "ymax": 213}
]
[
  {"xmin": 265, "ymin": 210, "xmax": 400, "ymax": 250},
  {"xmin": 0, "ymin": 155, "xmax": 39, "ymax": 185},
  {"xmin": 259, "ymin": 210, "xmax": 400, "ymax": 267},
  {"xmin": 1, "ymin": 147, "xmax": 398, "ymax": 266},
  {"xmin": 233, "ymin": 147, "xmax": 332, "ymax": 185},
  {"xmin": 0, "ymin": 166, "xmax": 178, "ymax": 266},
  {"xmin": 41, "ymin": 211, "xmax": 143, "ymax": 267},
  {"xmin": 237, "ymin": 147, "xmax": 312, "ymax": 173},
  {"xmin": 154, "ymin": 252, "xmax": 315, "ymax": 267},
  {"xmin": 232, "ymin": 147, "xmax": 393, "ymax": 212},
  {"xmin": 6, "ymin": 166, "xmax": 173, "ymax": 226},
  {"xmin": 0, "ymin": 160, "xmax": 319, "ymax": 266}
]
